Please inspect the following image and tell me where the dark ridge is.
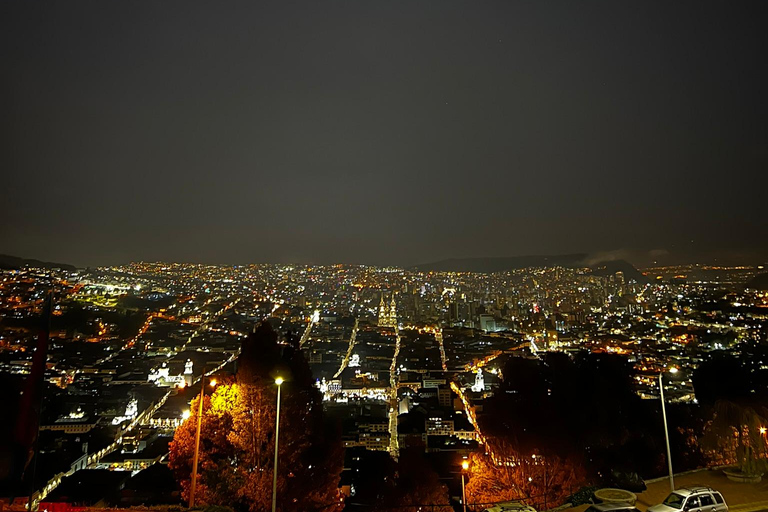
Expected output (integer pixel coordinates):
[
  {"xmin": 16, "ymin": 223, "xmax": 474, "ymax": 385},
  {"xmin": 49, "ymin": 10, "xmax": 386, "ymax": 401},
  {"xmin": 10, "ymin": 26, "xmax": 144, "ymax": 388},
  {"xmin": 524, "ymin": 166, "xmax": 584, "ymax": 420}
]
[
  {"xmin": 412, "ymin": 254, "xmax": 647, "ymax": 282},
  {"xmin": 412, "ymin": 254, "xmax": 588, "ymax": 273},
  {"xmin": 587, "ymin": 260, "xmax": 648, "ymax": 282},
  {"xmin": 746, "ymin": 273, "xmax": 768, "ymax": 291},
  {"xmin": 0, "ymin": 254, "xmax": 76, "ymax": 271}
]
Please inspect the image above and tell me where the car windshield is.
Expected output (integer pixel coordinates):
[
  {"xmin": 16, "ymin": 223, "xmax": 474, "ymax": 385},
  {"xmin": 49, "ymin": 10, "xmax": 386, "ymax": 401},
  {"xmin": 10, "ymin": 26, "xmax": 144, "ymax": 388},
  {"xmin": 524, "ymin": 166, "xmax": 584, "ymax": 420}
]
[{"xmin": 663, "ymin": 493, "xmax": 686, "ymax": 509}]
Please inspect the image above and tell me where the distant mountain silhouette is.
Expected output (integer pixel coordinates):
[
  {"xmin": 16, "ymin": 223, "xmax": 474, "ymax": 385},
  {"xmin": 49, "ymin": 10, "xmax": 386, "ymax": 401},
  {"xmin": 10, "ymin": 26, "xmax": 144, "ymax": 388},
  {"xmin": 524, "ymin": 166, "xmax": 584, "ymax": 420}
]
[
  {"xmin": 746, "ymin": 273, "xmax": 768, "ymax": 291},
  {"xmin": 412, "ymin": 254, "xmax": 647, "ymax": 282},
  {"xmin": 0, "ymin": 254, "xmax": 76, "ymax": 271}
]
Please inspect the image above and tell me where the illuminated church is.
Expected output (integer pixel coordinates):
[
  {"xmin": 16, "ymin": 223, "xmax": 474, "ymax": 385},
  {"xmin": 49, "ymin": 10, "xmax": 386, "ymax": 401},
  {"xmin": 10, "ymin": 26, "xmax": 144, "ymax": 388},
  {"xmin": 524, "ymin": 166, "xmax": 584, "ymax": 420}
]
[{"xmin": 377, "ymin": 293, "xmax": 398, "ymax": 328}]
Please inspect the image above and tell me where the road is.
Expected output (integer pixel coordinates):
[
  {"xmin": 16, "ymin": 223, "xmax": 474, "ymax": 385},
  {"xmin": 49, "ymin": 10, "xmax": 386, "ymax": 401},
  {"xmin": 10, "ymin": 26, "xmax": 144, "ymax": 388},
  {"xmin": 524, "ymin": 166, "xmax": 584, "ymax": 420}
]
[
  {"xmin": 333, "ymin": 317, "xmax": 359, "ymax": 379},
  {"xmin": 387, "ymin": 325, "xmax": 402, "ymax": 459},
  {"xmin": 435, "ymin": 327, "xmax": 448, "ymax": 371},
  {"xmin": 299, "ymin": 310, "xmax": 320, "ymax": 348}
]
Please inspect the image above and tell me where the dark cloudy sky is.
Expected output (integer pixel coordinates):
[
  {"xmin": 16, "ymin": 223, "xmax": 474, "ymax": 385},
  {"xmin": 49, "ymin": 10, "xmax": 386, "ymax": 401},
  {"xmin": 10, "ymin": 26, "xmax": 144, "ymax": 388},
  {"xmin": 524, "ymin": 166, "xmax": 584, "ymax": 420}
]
[{"xmin": 2, "ymin": 1, "xmax": 767, "ymax": 267}]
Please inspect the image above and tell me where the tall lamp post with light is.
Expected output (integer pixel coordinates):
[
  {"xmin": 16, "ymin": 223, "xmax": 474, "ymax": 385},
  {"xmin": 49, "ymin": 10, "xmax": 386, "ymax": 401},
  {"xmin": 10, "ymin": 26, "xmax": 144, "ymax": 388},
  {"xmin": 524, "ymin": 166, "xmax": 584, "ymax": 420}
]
[
  {"xmin": 190, "ymin": 376, "xmax": 217, "ymax": 507},
  {"xmin": 461, "ymin": 459, "xmax": 469, "ymax": 512},
  {"xmin": 659, "ymin": 367, "xmax": 678, "ymax": 492},
  {"xmin": 272, "ymin": 377, "xmax": 284, "ymax": 512}
]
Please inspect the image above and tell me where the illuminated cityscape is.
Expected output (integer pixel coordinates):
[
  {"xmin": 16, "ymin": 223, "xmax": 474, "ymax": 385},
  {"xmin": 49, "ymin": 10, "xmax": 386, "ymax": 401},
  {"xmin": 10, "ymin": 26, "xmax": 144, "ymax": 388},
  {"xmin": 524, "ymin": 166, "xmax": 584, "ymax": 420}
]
[
  {"xmin": 2, "ymin": 0, "xmax": 767, "ymax": 510},
  {"xmin": 1, "ymin": 259, "xmax": 767, "ymax": 509}
]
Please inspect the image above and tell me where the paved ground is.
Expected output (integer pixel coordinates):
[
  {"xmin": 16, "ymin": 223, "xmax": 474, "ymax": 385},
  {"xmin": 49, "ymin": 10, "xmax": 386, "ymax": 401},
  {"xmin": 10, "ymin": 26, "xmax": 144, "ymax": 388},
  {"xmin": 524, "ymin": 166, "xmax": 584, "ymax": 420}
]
[{"xmin": 561, "ymin": 469, "xmax": 768, "ymax": 512}]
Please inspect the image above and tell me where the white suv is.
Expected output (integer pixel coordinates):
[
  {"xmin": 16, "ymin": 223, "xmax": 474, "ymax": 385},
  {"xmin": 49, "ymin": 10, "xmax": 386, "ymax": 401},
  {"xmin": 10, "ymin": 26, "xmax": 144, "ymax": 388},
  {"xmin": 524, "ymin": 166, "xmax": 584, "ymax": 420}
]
[
  {"xmin": 482, "ymin": 501, "xmax": 537, "ymax": 512},
  {"xmin": 649, "ymin": 486, "xmax": 728, "ymax": 512}
]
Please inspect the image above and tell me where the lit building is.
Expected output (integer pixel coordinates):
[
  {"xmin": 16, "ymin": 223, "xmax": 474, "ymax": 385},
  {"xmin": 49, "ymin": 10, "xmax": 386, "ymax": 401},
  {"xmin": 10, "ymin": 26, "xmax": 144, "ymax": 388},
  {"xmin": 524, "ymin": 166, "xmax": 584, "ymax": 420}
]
[
  {"xmin": 378, "ymin": 293, "xmax": 398, "ymax": 328},
  {"xmin": 471, "ymin": 369, "xmax": 485, "ymax": 392},
  {"xmin": 426, "ymin": 416, "xmax": 454, "ymax": 436}
]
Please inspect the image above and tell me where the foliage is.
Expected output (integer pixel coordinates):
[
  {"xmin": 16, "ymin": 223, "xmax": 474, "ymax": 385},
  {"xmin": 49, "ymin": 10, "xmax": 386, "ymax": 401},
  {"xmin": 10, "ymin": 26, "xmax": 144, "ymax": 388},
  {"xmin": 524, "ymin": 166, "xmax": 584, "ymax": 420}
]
[
  {"xmin": 568, "ymin": 486, "xmax": 600, "ymax": 506},
  {"xmin": 202, "ymin": 506, "xmax": 235, "ymax": 512},
  {"xmin": 465, "ymin": 439, "xmax": 587, "ymax": 510},
  {"xmin": 481, "ymin": 352, "xmax": 670, "ymax": 479},
  {"xmin": 169, "ymin": 321, "xmax": 344, "ymax": 512},
  {"xmin": 700, "ymin": 400, "xmax": 768, "ymax": 474},
  {"xmin": 351, "ymin": 447, "xmax": 453, "ymax": 512},
  {"xmin": 693, "ymin": 346, "xmax": 768, "ymax": 406}
]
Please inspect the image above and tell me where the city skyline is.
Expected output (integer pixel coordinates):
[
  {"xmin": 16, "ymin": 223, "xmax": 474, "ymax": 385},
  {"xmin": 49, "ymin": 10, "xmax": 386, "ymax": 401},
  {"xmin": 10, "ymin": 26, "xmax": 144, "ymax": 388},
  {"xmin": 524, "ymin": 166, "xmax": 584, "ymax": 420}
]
[
  {"xmin": 2, "ymin": 258, "xmax": 767, "ymax": 508},
  {"xmin": 3, "ymin": 246, "xmax": 768, "ymax": 273}
]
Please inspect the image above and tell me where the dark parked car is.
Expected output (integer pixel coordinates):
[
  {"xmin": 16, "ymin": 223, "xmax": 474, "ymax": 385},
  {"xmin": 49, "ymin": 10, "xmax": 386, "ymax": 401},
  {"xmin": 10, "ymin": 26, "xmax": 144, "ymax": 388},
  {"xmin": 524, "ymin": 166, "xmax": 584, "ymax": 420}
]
[{"xmin": 597, "ymin": 469, "xmax": 647, "ymax": 493}]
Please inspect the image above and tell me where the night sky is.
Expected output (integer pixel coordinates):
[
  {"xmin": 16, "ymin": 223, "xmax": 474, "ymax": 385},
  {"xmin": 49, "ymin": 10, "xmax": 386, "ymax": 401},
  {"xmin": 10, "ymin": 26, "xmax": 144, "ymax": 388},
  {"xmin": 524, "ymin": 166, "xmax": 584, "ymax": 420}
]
[{"xmin": 2, "ymin": 1, "xmax": 767, "ymax": 268}]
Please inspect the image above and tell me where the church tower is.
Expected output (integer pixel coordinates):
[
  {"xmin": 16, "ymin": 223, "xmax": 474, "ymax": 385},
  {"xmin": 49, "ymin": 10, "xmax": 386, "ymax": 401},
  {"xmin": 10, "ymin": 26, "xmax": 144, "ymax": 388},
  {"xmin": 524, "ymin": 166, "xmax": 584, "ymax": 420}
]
[
  {"xmin": 378, "ymin": 294, "xmax": 388, "ymax": 327},
  {"xmin": 378, "ymin": 292, "xmax": 397, "ymax": 328}
]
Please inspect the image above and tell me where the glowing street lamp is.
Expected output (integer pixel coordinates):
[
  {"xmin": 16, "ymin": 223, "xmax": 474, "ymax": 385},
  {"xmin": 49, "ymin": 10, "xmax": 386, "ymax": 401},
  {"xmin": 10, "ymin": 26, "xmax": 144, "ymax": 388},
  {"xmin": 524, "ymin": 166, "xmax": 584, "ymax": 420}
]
[
  {"xmin": 659, "ymin": 367, "xmax": 678, "ymax": 492},
  {"xmin": 272, "ymin": 377, "xmax": 284, "ymax": 512},
  {"xmin": 461, "ymin": 459, "xmax": 469, "ymax": 512},
  {"xmin": 190, "ymin": 376, "xmax": 218, "ymax": 507}
]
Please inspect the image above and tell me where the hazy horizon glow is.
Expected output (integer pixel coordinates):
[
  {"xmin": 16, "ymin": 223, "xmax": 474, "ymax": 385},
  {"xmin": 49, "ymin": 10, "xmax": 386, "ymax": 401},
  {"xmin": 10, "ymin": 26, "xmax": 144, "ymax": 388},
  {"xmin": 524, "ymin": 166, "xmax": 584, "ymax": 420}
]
[{"xmin": 2, "ymin": 1, "xmax": 767, "ymax": 267}]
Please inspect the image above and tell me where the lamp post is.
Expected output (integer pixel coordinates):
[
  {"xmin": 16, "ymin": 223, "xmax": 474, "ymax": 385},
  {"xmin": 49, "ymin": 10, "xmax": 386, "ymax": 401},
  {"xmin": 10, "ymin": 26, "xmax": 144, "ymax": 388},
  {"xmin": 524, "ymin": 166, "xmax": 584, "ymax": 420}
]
[
  {"xmin": 659, "ymin": 367, "xmax": 678, "ymax": 493},
  {"xmin": 272, "ymin": 377, "xmax": 284, "ymax": 512},
  {"xmin": 190, "ymin": 376, "xmax": 217, "ymax": 507},
  {"xmin": 461, "ymin": 459, "xmax": 469, "ymax": 512}
]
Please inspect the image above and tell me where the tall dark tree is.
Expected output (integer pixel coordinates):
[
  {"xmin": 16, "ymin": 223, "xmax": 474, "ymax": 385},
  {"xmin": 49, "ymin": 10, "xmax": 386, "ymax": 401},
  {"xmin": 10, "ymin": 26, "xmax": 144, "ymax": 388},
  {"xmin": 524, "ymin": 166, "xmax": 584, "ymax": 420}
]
[
  {"xmin": 482, "ymin": 352, "xmax": 672, "ymax": 481},
  {"xmin": 350, "ymin": 446, "xmax": 452, "ymax": 512},
  {"xmin": 169, "ymin": 321, "xmax": 344, "ymax": 512}
]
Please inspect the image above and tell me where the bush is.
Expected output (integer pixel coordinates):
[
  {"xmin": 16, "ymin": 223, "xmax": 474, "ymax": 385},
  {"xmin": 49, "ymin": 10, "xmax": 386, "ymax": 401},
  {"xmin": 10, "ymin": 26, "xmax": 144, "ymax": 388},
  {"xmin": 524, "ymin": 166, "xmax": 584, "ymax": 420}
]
[{"xmin": 568, "ymin": 486, "xmax": 600, "ymax": 506}]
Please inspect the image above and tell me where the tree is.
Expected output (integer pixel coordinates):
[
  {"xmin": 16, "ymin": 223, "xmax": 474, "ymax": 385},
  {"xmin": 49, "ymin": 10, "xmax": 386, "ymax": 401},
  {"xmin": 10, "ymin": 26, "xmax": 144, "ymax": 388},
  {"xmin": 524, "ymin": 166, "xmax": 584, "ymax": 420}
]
[
  {"xmin": 351, "ymin": 446, "xmax": 452, "ymax": 512},
  {"xmin": 465, "ymin": 439, "xmax": 587, "ymax": 511},
  {"xmin": 169, "ymin": 321, "xmax": 344, "ymax": 512},
  {"xmin": 165, "ymin": 393, "xmax": 235, "ymax": 503},
  {"xmin": 483, "ymin": 352, "xmax": 672, "ymax": 480},
  {"xmin": 700, "ymin": 400, "xmax": 768, "ymax": 474}
]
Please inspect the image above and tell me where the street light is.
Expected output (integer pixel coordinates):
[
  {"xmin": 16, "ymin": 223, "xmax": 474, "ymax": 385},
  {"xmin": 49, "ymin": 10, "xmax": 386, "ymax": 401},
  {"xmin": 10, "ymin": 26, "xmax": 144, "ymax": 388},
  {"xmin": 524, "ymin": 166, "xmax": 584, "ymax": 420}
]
[
  {"xmin": 272, "ymin": 377, "xmax": 284, "ymax": 512},
  {"xmin": 461, "ymin": 459, "xmax": 469, "ymax": 512},
  {"xmin": 190, "ymin": 376, "xmax": 217, "ymax": 507},
  {"xmin": 659, "ymin": 367, "xmax": 678, "ymax": 493}
]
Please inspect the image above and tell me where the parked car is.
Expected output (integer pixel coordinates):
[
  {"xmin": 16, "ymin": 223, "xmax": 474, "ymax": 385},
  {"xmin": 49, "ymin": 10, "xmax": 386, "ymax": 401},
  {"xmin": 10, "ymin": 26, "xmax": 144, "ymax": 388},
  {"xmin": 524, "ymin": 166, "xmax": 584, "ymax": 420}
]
[
  {"xmin": 648, "ymin": 486, "xmax": 728, "ymax": 512},
  {"xmin": 597, "ymin": 468, "xmax": 647, "ymax": 492},
  {"xmin": 482, "ymin": 501, "xmax": 537, "ymax": 512},
  {"xmin": 586, "ymin": 502, "xmax": 641, "ymax": 512}
]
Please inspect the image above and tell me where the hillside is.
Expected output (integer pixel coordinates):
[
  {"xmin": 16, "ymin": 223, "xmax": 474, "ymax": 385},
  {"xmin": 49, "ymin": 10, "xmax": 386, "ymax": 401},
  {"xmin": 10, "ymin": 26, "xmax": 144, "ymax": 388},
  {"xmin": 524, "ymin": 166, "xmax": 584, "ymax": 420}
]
[
  {"xmin": 0, "ymin": 254, "xmax": 76, "ymax": 271},
  {"xmin": 412, "ymin": 254, "xmax": 647, "ymax": 282},
  {"xmin": 746, "ymin": 273, "xmax": 768, "ymax": 291}
]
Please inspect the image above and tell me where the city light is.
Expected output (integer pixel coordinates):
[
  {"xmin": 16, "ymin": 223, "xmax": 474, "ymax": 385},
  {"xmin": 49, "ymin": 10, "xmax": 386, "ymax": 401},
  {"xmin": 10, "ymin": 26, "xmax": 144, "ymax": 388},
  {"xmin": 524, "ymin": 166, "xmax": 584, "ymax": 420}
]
[{"xmin": 4, "ymin": 255, "xmax": 767, "ymax": 509}]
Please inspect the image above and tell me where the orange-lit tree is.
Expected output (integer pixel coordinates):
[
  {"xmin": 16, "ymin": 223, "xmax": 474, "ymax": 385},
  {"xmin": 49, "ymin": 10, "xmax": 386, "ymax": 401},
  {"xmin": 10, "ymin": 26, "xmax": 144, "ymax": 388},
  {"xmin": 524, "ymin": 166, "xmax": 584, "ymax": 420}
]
[
  {"xmin": 169, "ymin": 322, "xmax": 344, "ymax": 512},
  {"xmin": 700, "ymin": 400, "xmax": 768, "ymax": 475},
  {"xmin": 465, "ymin": 439, "xmax": 587, "ymax": 511}
]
